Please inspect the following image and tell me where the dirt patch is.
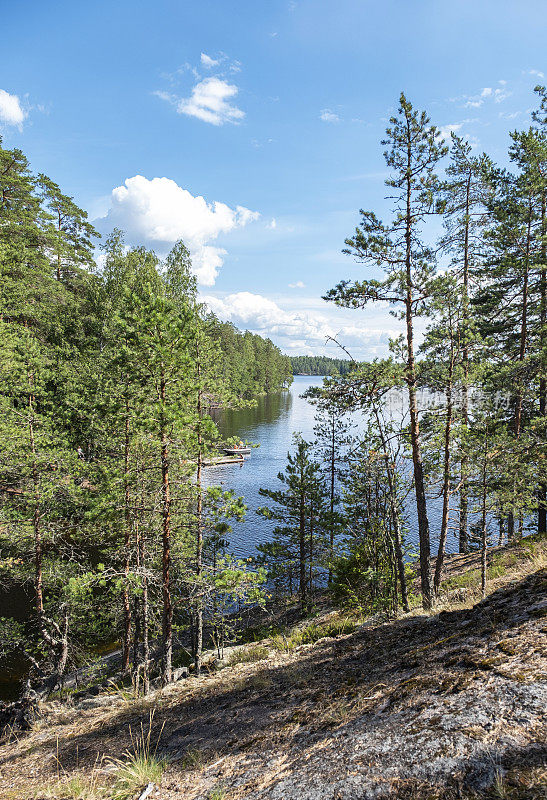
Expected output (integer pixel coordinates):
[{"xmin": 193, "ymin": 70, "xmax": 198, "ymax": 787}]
[{"xmin": 0, "ymin": 548, "xmax": 545, "ymax": 800}]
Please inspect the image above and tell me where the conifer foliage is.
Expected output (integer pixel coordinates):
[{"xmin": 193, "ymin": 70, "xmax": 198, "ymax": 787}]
[{"xmin": 0, "ymin": 137, "xmax": 287, "ymax": 694}]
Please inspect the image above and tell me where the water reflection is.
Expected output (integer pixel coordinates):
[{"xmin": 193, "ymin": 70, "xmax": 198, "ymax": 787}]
[
  {"xmin": 206, "ymin": 376, "xmax": 465, "ymax": 560},
  {"xmin": 211, "ymin": 385, "xmax": 294, "ymax": 439},
  {"xmin": 205, "ymin": 376, "xmax": 325, "ymax": 558}
]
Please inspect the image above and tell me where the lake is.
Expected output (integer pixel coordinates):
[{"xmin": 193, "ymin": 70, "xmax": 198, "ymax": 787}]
[{"xmin": 208, "ymin": 375, "xmax": 462, "ymax": 560}]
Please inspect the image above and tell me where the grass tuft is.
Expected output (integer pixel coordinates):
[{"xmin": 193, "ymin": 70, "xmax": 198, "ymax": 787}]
[
  {"xmin": 270, "ymin": 616, "xmax": 357, "ymax": 652},
  {"xmin": 109, "ymin": 711, "xmax": 167, "ymax": 800},
  {"xmin": 228, "ymin": 644, "xmax": 270, "ymax": 665}
]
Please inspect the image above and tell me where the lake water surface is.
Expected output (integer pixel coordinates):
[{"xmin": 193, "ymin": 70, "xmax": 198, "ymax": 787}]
[{"xmin": 208, "ymin": 375, "xmax": 461, "ymax": 560}]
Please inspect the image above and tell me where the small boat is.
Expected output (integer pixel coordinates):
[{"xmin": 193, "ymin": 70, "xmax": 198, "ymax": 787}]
[{"xmin": 222, "ymin": 446, "xmax": 251, "ymax": 456}]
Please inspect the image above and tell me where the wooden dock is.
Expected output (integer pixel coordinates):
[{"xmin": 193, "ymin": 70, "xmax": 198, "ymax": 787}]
[{"xmin": 202, "ymin": 455, "xmax": 245, "ymax": 467}]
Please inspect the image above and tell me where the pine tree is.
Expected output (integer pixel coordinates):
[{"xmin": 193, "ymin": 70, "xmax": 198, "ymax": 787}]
[
  {"xmin": 325, "ymin": 93, "xmax": 447, "ymax": 609},
  {"xmin": 258, "ymin": 435, "xmax": 329, "ymax": 609},
  {"xmin": 304, "ymin": 382, "xmax": 352, "ymax": 581},
  {"xmin": 439, "ymin": 135, "xmax": 493, "ymax": 552},
  {"xmin": 419, "ymin": 275, "xmax": 465, "ymax": 594}
]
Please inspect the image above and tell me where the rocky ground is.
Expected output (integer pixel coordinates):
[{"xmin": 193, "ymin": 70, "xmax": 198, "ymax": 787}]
[{"xmin": 0, "ymin": 542, "xmax": 545, "ymax": 800}]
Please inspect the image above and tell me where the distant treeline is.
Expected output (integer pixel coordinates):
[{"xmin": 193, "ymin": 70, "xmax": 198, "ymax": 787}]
[
  {"xmin": 211, "ymin": 320, "xmax": 293, "ymax": 398},
  {"xmin": 290, "ymin": 355, "xmax": 354, "ymax": 375}
]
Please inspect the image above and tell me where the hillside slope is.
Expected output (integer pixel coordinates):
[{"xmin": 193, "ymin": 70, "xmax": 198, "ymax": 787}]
[{"xmin": 0, "ymin": 545, "xmax": 545, "ymax": 800}]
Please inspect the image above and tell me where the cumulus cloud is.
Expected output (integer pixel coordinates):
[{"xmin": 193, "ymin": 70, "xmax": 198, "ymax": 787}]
[
  {"xmin": 200, "ymin": 52, "xmax": 219, "ymax": 68},
  {"xmin": 528, "ymin": 69, "xmax": 545, "ymax": 79},
  {"xmin": 0, "ymin": 89, "xmax": 26, "ymax": 128},
  {"xmin": 288, "ymin": 280, "xmax": 305, "ymax": 288},
  {"xmin": 157, "ymin": 76, "xmax": 245, "ymax": 126},
  {"xmin": 178, "ymin": 77, "xmax": 244, "ymax": 125},
  {"xmin": 156, "ymin": 53, "xmax": 246, "ymax": 126},
  {"xmin": 202, "ymin": 291, "xmax": 398, "ymax": 356},
  {"xmin": 100, "ymin": 175, "xmax": 259, "ymax": 285},
  {"xmin": 320, "ymin": 109, "xmax": 340, "ymax": 123}
]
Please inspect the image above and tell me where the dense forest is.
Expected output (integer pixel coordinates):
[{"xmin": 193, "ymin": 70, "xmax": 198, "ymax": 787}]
[
  {"xmin": 1, "ymin": 83, "xmax": 546, "ymax": 705},
  {"xmin": 290, "ymin": 355, "xmax": 353, "ymax": 375},
  {"xmin": 208, "ymin": 320, "xmax": 292, "ymax": 398},
  {"xmin": 0, "ymin": 136, "xmax": 290, "ymax": 694}
]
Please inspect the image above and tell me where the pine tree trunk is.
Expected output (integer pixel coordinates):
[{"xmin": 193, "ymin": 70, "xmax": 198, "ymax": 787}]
[
  {"xmin": 194, "ymin": 446, "xmax": 204, "ymax": 676},
  {"xmin": 509, "ymin": 196, "xmax": 532, "ymax": 542},
  {"xmin": 28, "ymin": 387, "xmax": 44, "ymax": 621},
  {"xmin": 481, "ymin": 434, "xmax": 489, "ymax": 598},
  {"xmin": 308, "ymin": 500, "xmax": 314, "ymax": 597},
  {"xmin": 194, "ymin": 350, "xmax": 204, "ymax": 676},
  {"xmin": 373, "ymin": 406, "xmax": 409, "ymax": 612},
  {"xmin": 514, "ymin": 197, "xmax": 532, "ymax": 437},
  {"xmin": 160, "ymin": 368, "xmax": 173, "ymax": 684},
  {"xmin": 140, "ymin": 508, "xmax": 150, "ymax": 695},
  {"xmin": 538, "ymin": 191, "xmax": 546, "ymax": 534},
  {"xmin": 122, "ymin": 398, "xmax": 132, "ymax": 673},
  {"xmin": 299, "ymin": 492, "xmax": 307, "ymax": 609},
  {"xmin": 404, "ymin": 134, "xmax": 432, "ymax": 610},
  {"xmin": 434, "ymin": 358, "xmax": 455, "ymax": 595},
  {"xmin": 328, "ymin": 418, "xmax": 335, "ymax": 582},
  {"xmin": 498, "ymin": 515, "xmax": 505, "ymax": 546},
  {"xmin": 459, "ymin": 173, "xmax": 471, "ymax": 553}
]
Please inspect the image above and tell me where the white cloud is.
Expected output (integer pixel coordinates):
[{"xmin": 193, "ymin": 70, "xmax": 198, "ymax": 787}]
[
  {"xmin": 0, "ymin": 89, "xmax": 26, "ymax": 128},
  {"xmin": 528, "ymin": 69, "xmax": 545, "ymax": 79},
  {"xmin": 176, "ymin": 77, "xmax": 244, "ymax": 125},
  {"xmin": 460, "ymin": 82, "xmax": 511, "ymax": 108},
  {"xmin": 200, "ymin": 52, "xmax": 219, "ymax": 68},
  {"xmin": 202, "ymin": 291, "xmax": 398, "ymax": 356},
  {"xmin": 288, "ymin": 280, "xmax": 305, "ymax": 288},
  {"xmin": 436, "ymin": 120, "xmax": 478, "ymax": 147},
  {"xmin": 437, "ymin": 122, "xmax": 464, "ymax": 140},
  {"xmin": 156, "ymin": 71, "xmax": 245, "ymax": 126},
  {"xmin": 99, "ymin": 175, "xmax": 259, "ymax": 285},
  {"xmin": 320, "ymin": 108, "xmax": 340, "ymax": 123},
  {"xmin": 493, "ymin": 87, "xmax": 510, "ymax": 103},
  {"xmin": 267, "ymin": 218, "xmax": 277, "ymax": 229}
]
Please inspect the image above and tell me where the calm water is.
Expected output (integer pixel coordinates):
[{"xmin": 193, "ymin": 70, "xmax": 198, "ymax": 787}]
[{"xmin": 207, "ymin": 375, "xmax": 460, "ymax": 559}]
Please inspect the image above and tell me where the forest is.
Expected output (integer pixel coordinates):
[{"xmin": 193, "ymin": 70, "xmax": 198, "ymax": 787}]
[
  {"xmin": 1, "ymin": 83, "xmax": 546, "ymax": 708},
  {"xmin": 289, "ymin": 355, "xmax": 353, "ymax": 375},
  {"xmin": 0, "ymin": 137, "xmax": 291, "ymax": 696}
]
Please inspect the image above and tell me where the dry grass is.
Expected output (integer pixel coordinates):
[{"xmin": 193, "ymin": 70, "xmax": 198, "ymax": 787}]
[
  {"xmin": 228, "ymin": 644, "xmax": 271, "ymax": 666},
  {"xmin": 1, "ymin": 538, "xmax": 545, "ymax": 800}
]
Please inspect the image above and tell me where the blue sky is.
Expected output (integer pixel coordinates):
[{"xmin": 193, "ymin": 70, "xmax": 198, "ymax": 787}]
[{"xmin": 2, "ymin": 0, "xmax": 545, "ymax": 357}]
